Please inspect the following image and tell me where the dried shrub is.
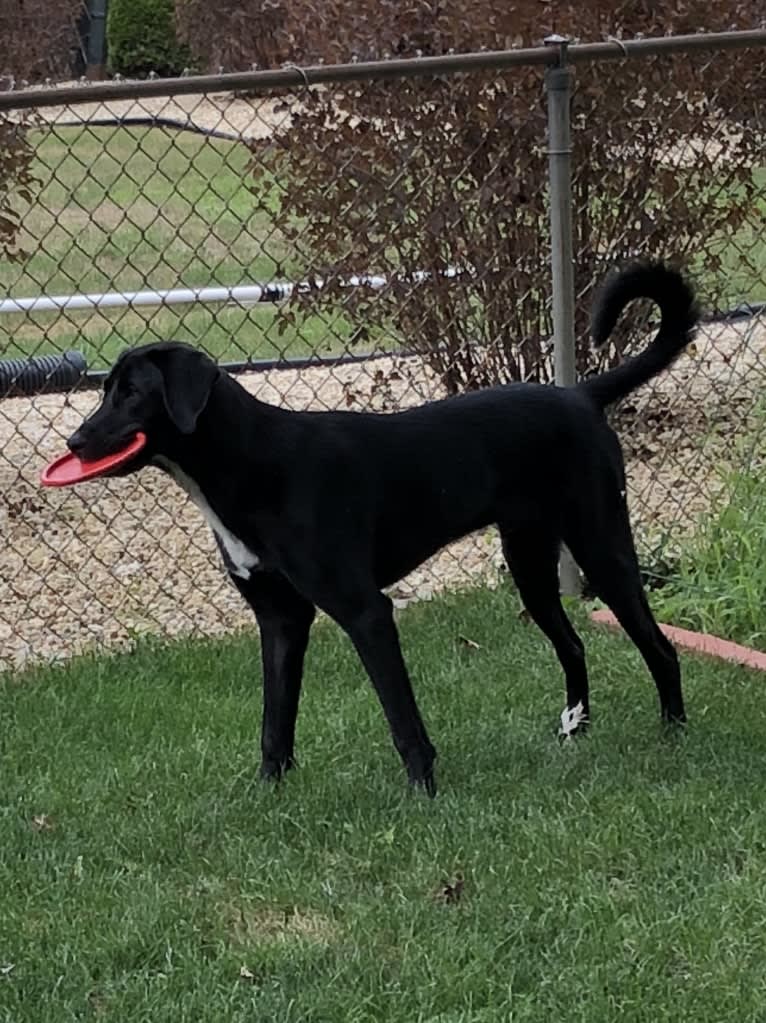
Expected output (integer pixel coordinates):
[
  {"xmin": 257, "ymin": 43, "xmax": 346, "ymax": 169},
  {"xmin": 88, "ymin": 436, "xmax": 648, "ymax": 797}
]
[
  {"xmin": 0, "ymin": 116, "xmax": 36, "ymax": 262},
  {"xmin": 0, "ymin": 0, "xmax": 85, "ymax": 80},
  {"xmin": 277, "ymin": 0, "xmax": 766, "ymax": 65},
  {"xmin": 175, "ymin": 0, "xmax": 290, "ymax": 72},
  {"xmin": 249, "ymin": 0, "xmax": 764, "ymax": 391}
]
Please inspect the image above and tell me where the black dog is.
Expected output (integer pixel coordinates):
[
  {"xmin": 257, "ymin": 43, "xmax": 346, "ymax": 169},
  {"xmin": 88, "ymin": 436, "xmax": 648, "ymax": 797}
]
[{"xmin": 67, "ymin": 260, "xmax": 698, "ymax": 796}]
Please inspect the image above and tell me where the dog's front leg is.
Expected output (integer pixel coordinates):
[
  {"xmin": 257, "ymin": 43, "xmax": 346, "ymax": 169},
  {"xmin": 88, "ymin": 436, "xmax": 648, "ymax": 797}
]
[
  {"xmin": 232, "ymin": 572, "xmax": 315, "ymax": 782},
  {"xmin": 329, "ymin": 591, "xmax": 437, "ymax": 797}
]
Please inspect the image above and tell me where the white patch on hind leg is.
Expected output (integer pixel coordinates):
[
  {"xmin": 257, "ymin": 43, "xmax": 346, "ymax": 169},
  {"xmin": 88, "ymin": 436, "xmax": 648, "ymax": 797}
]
[{"xmin": 558, "ymin": 701, "xmax": 587, "ymax": 739}]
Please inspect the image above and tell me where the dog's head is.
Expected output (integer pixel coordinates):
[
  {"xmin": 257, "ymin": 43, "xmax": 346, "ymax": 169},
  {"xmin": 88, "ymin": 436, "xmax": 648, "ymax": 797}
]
[{"xmin": 67, "ymin": 341, "xmax": 220, "ymax": 472}]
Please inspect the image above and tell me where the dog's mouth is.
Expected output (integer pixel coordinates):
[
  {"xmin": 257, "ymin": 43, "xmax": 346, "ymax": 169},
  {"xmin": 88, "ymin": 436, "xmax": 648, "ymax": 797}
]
[
  {"xmin": 71, "ymin": 428, "xmax": 149, "ymax": 475},
  {"xmin": 96, "ymin": 450, "xmax": 147, "ymax": 478}
]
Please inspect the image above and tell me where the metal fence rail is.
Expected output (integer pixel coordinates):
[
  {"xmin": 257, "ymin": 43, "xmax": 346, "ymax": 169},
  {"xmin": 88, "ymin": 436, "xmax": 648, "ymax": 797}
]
[
  {"xmin": 3, "ymin": 29, "xmax": 765, "ymax": 111},
  {"xmin": 0, "ymin": 29, "xmax": 764, "ymax": 668}
]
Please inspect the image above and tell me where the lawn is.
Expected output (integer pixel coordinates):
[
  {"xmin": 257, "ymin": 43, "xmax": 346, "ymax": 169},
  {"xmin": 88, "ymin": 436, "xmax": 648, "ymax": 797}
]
[
  {"xmin": 0, "ymin": 124, "xmax": 364, "ymax": 368},
  {"xmin": 3, "ymin": 583, "xmax": 765, "ymax": 1022},
  {"xmin": 4, "ymin": 125, "xmax": 288, "ymax": 294},
  {"xmin": 651, "ymin": 457, "xmax": 766, "ymax": 651},
  {"xmin": 2, "ymin": 301, "xmax": 358, "ymax": 371}
]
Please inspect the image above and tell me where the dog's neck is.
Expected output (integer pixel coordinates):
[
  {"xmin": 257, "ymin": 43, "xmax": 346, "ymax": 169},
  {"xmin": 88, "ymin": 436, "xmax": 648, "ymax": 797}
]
[
  {"xmin": 157, "ymin": 375, "xmax": 280, "ymax": 481},
  {"xmin": 151, "ymin": 373, "xmax": 287, "ymax": 506},
  {"xmin": 149, "ymin": 371, "xmax": 279, "ymax": 580}
]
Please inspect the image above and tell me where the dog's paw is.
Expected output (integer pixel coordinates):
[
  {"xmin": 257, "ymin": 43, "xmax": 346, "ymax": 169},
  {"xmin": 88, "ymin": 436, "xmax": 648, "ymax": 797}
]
[
  {"xmin": 406, "ymin": 746, "xmax": 438, "ymax": 798},
  {"xmin": 259, "ymin": 755, "xmax": 294, "ymax": 783},
  {"xmin": 661, "ymin": 711, "xmax": 687, "ymax": 735},
  {"xmin": 557, "ymin": 701, "xmax": 589, "ymax": 741},
  {"xmin": 409, "ymin": 769, "xmax": 437, "ymax": 798}
]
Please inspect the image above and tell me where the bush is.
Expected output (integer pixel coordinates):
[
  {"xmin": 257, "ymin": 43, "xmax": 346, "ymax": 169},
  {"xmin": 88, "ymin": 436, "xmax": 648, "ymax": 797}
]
[
  {"xmin": 107, "ymin": 0, "xmax": 191, "ymax": 78},
  {"xmin": 0, "ymin": 117, "xmax": 37, "ymax": 262},
  {"xmin": 251, "ymin": 0, "xmax": 764, "ymax": 392},
  {"xmin": 0, "ymin": 0, "xmax": 85, "ymax": 80},
  {"xmin": 175, "ymin": 0, "xmax": 289, "ymax": 73}
]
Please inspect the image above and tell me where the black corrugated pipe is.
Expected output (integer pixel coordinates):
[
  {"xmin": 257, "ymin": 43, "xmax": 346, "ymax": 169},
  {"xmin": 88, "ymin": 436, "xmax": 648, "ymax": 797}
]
[{"xmin": 0, "ymin": 351, "xmax": 88, "ymax": 397}]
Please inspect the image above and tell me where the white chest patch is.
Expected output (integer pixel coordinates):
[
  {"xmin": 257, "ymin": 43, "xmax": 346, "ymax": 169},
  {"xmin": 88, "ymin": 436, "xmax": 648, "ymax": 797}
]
[{"xmin": 153, "ymin": 457, "xmax": 260, "ymax": 580}]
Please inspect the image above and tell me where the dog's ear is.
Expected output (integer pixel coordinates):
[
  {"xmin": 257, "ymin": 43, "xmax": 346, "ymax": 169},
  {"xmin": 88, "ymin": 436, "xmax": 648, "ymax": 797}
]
[{"xmin": 151, "ymin": 346, "xmax": 220, "ymax": 435}]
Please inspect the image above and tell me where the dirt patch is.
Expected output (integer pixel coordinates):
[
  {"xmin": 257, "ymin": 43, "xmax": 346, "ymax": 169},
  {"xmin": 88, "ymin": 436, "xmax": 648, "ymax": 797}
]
[
  {"xmin": 0, "ymin": 315, "xmax": 764, "ymax": 671},
  {"xmin": 228, "ymin": 903, "xmax": 339, "ymax": 946}
]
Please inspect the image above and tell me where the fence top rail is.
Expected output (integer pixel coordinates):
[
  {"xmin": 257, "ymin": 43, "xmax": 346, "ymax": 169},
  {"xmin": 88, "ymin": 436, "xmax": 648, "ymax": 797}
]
[{"xmin": 0, "ymin": 28, "xmax": 764, "ymax": 113}]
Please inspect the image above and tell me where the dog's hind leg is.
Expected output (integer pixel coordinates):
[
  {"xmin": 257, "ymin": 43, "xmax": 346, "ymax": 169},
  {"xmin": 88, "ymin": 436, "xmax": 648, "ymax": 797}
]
[
  {"xmin": 565, "ymin": 504, "xmax": 685, "ymax": 726},
  {"xmin": 500, "ymin": 526, "xmax": 590, "ymax": 738},
  {"xmin": 232, "ymin": 572, "xmax": 316, "ymax": 782}
]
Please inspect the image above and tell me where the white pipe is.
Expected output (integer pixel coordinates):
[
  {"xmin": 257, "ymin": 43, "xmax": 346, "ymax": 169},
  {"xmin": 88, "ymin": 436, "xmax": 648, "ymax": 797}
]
[
  {"xmin": 0, "ymin": 268, "xmax": 464, "ymax": 316},
  {"xmin": 0, "ymin": 283, "xmax": 270, "ymax": 315}
]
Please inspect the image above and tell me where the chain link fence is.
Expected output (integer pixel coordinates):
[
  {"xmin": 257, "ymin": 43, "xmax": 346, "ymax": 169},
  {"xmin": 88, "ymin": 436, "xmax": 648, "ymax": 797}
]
[{"xmin": 0, "ymin": 30, "xmax": 764, "ymax": 668}]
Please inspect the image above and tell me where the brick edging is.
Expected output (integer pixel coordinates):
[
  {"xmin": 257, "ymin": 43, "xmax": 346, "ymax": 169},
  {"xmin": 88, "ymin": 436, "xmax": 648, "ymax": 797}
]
[{"xmin": 590, "ymin": 609, "xmax": 766, "ymax": 672}]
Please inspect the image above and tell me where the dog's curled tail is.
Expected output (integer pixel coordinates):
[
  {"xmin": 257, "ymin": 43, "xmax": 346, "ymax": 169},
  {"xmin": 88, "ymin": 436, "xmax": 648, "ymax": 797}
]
[{"xmin": 578, "ymin": 260, "xmax": 699, "ymax": 411}]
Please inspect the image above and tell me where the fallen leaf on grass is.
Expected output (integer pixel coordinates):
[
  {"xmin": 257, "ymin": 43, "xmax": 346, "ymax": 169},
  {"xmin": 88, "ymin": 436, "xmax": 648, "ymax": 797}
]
[
  {"xmin": 31, "ymin": 814, "xmax": 54, "ymax": 832},
  {"xmin": 87, "ymin": 991, "xmax": 108, "ymax": 1014},
  {"xmin": 0, "ymin": 964, "xmax": 14, "ymax": 977},
  {"xmin": 433, "ymin": 874, "xmax": 465, "ymax": 905},
  {"xmin": 239, "ymin": 965, "xmax": 255, "ymax": 983},
  {"xmin": 457, "ymin": 635, "xmax": 481, "ymax": 651}
]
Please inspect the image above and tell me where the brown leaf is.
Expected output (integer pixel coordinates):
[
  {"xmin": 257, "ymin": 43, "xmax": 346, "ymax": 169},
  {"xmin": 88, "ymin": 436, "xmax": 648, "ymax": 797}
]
[
  {"xmin": 87, "ymin": 991, "xmax": 108, "ymax": 1014},
  {"xmin": 434, "ymin": 874, "xmax": 465, "ymax": 905}
]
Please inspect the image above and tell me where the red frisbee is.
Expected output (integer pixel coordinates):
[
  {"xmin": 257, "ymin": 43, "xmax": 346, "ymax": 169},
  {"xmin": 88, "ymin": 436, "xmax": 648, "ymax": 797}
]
[{"xmin": 40, "ymin": 432, "xmax": 147, "ymax": 487}]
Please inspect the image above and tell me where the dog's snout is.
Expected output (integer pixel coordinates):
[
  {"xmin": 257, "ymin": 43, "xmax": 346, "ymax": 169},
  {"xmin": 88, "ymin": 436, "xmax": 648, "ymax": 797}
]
[{"xmin": 67, "ymin": 430, "xmax": 87, "ymax": 456}]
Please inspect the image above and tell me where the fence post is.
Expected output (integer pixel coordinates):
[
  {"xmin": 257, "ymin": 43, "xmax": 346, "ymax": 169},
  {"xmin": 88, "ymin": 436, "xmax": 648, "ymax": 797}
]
[
  {"xmin": 85, "ymin": 0, "xmax": 109, "ymax": 81},
  {"xmin": 544, "ymin": 34, "xmax": 581, "ymax": 597}
]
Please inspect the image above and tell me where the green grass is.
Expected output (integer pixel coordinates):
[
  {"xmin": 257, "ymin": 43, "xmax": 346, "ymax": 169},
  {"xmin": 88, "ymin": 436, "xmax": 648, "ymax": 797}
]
[
  {"xmin": 4, "ymin": 125, "xmax": 288, "ymax": 295},
  {"xmin": 688, "ymin": 167, "xmax": 766, "ymax": 309},
  {"xmin": 651, "ymin": 463, "xmax": 766, "ymax": 651},
  {"xmin": 0, "ymin": 125, "xmax": 364, "ymax": 368},
  {"xmin": 1, "ymin": 302, "xmax": 359, "ymax": 368},
  {"xmin": 3, "ymin": 584, "xmax": 766, "ymax": 1022}
]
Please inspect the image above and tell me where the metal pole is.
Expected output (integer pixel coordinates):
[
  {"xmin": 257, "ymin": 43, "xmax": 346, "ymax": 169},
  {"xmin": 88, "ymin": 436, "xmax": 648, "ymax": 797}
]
[
  {"xmin": 544, "ymin": 34, "xmax": 581, "ymax": 597},
  {"xmin": 85, "ymin": 0, "xmax": 108, "ymax": 81}
]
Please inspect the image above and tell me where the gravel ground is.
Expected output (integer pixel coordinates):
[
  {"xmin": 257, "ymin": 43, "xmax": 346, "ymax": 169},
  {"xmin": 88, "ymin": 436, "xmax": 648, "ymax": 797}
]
[
  {"xmin": 11, "ymin": 83, "xmax": 298, "ymax": 141},
  {"xmin": 1, "ymin": 315, "xmax": 764, "ymax": 671}
]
